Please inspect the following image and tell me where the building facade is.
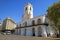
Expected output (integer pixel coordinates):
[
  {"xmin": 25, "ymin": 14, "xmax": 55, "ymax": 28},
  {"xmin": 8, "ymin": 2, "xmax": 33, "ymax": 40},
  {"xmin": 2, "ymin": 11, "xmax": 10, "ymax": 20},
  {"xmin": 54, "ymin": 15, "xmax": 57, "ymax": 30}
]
[
  {"xmin": 15, "ymin": 3, "xmax": 58, "ymax": 37},
  {"xmin": 2, "ymin": 17, "xmax": 16, "ymax": 31}
]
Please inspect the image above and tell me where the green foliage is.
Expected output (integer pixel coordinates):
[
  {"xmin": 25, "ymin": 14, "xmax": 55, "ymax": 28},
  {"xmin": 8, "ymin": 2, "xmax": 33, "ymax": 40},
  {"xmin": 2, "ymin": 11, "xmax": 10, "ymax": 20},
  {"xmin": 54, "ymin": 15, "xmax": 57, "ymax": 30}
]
[
  {"xmin": 57, "ymin": 18, "xmax": 60, "ymax": 25},
  {"xmin": 47, "ymin": 2, "xmax": 60, "ymax": 33},
  {"xmin": 47, "ymin": 2, "xmax": 60, "ymax": 26}
]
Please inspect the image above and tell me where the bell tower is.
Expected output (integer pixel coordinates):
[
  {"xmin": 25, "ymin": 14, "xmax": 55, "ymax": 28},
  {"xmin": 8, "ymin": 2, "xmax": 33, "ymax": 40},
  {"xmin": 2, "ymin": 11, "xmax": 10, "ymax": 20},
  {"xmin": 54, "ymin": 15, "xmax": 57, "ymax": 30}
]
[{"xmin": 22, "ymin": 3, "xmax": 33, "ymax": 21}]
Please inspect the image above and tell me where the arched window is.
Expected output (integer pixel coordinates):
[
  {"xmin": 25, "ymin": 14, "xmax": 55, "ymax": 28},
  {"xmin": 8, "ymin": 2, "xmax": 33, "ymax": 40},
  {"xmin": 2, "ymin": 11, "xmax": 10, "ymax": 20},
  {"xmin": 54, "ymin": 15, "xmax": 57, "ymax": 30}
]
[
  {"xmin": 32, "ymin": 28, "xmax": 35, "ymax": 36},
  {"xmin": 30, "ymin": 7, "xmax": 31, "ymax": 10},
  {"xmin": 25, "ymin": 7, "xmax": 27, "ymax": 10},
  {"xmin": 37, "ymin": 19, "xmax": 41, "ymax": 25},
  {"xmin": 32, "ymin": 20, "xmax": 35, "ymax": 26},
  {"xmin": 25, "ymin": 22, "xmax": 27, "ymax": 26}
]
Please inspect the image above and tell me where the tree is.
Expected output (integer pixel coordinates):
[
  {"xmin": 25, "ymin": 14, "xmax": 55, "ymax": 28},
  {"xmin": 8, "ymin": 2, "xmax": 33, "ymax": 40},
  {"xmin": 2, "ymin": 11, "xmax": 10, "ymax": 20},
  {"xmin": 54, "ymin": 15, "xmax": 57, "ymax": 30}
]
[{"xmin": 47, "ymin": 2, "xmax": 60, "ymax": 34}]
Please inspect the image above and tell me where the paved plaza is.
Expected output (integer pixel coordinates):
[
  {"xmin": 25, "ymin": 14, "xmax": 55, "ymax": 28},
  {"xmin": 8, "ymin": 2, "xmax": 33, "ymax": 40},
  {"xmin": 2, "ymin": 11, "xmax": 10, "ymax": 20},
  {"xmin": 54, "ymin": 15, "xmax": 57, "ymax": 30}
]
[{"xmin": 0, "ymin": 34, "xmax": 60, "ymax": 40}]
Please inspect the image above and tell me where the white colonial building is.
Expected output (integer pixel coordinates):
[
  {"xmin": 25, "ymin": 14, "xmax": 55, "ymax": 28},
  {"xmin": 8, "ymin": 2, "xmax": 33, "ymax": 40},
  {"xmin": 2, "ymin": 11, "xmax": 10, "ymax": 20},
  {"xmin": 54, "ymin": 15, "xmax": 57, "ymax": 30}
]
[{"xmin": 15, "ymin": 3, "xmax": 58, "ymax": 37}]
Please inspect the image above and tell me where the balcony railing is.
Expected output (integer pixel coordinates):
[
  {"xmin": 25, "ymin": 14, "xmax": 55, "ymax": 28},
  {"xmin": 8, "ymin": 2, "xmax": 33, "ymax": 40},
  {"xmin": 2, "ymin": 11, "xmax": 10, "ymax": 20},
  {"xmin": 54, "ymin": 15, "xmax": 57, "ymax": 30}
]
[{"xmin": 16, "ymin": 23, "xmax": 49, "ymax": 29}]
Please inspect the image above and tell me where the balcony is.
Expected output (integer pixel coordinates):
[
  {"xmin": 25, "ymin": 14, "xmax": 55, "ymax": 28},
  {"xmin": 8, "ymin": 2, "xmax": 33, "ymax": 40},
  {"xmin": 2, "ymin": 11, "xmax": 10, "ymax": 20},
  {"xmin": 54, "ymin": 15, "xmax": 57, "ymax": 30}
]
[{"xmin": 16, "ymin": 23, "xmax": 49, "ymax": 29}]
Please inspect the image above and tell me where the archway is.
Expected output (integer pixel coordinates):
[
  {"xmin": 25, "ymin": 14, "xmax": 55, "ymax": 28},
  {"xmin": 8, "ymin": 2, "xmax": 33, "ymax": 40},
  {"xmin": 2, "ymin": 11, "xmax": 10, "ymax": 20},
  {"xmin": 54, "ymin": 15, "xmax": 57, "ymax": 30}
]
[
  {"xmin": 32, "ymin": 28, "xmax": 35, "ymax": 36},
  {"xmin": 38, "ymin": 26, "xmax": 42, "ymax": 37}
]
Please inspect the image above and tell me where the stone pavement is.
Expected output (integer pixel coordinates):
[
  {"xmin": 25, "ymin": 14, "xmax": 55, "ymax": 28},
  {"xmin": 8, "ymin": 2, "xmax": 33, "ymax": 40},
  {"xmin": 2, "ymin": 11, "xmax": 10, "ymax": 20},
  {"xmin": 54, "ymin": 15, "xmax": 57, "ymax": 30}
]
[{"xmin": 0, "ymin": 34, "xmax": 60, "ymax": 40}]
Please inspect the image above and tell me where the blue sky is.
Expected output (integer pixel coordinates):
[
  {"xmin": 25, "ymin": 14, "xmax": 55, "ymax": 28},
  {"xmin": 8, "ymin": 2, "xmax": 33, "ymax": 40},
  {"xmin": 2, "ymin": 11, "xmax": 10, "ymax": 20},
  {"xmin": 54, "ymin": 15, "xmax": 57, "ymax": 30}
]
[{"xmin": 0, "ymin": 0, "xmax": 59, "ymax": 23}]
